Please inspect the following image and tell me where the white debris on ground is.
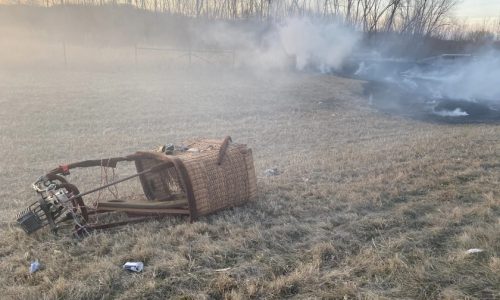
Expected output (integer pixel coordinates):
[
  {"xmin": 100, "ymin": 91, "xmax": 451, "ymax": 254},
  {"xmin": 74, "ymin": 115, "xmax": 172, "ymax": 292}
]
[
  {"xmin": 29, "ymin": 260, "xmax": 40, "ymax": 274},
  {"xmin": 264, "ymin": 168, "xmax": 280, "ymax": 177},
  {"xmin": 214, "ymin": 268, "xmax": 232, "ymax": 272},
  {"xmin": 123, "ymin": 262, "xmax": 144, "ymax": 272},
  {"xmin": 465, "ymin": 248, "xmax": 484, "ymax": 254}
]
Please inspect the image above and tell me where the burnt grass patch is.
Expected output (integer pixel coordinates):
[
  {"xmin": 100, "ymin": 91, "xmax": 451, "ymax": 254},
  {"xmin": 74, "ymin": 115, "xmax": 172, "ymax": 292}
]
[{"xmin": 362, "ymin": 81, "xmax": 500, "ymax": 124}]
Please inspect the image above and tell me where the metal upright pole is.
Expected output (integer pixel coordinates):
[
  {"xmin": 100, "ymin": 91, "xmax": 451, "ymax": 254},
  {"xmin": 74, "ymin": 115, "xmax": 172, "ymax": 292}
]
[{"xmin": 134, "ymin": 44, "xmax": 138, "ymax": 65}]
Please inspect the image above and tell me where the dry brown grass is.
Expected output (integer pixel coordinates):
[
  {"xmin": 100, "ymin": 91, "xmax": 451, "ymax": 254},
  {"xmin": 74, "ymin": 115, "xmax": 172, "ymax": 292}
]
[{"xmin": 0, "ymin": 62, "xmax": 499, "ymax": 299}]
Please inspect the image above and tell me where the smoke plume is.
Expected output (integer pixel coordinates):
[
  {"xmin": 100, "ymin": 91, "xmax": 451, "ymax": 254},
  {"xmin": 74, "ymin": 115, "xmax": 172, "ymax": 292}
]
[
  {"xmin": 195, "ymin": 17, "xmax": 360, "ymax": 72},
  {"xmin": 437, "ymin": 51, "xmax": 500, "ymax": 102}
]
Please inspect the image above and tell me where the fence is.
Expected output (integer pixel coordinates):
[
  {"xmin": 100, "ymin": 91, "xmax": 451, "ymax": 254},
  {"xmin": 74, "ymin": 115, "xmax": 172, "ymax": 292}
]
[
  {"xmin": 52, "ymin": 44, "xmax": 236, "ymax": 67},
  {"xmin": 134, "ymin": 45, "xmax": 236, "ymax": 66}
]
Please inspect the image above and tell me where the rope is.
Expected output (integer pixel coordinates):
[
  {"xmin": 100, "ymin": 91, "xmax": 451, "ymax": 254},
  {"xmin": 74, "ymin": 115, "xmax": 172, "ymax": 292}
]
[{"xmin": 92, "ymin": 158, "xmax": 120, "ymax": 208}]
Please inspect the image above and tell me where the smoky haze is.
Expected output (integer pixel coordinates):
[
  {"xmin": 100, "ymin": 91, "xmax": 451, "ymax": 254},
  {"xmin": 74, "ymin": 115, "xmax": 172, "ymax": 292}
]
[
  {"xmin": 193, "ymin": 17, "xmax": 359, "ymax": 71},
  {"xmin": 0, "ymin": 5, "xmax": 360, "ymax": 72},
  {"xmin": 428, "ymin": 51, "xmax": 500, "ymax": 101},
  {"xmin": 1, "ymin": 4, "xmax": 499, "ymax": 123}
]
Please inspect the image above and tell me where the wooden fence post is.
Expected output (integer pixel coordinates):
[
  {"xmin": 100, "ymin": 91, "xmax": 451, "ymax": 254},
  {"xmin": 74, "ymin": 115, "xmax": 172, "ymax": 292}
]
[
  {"xmin": 134, "ymin": 44, "xmax": 138, "ymax": 65},
  {"xmin": 62, "ymin": 40, "xmax": 68, "ymax": 68}
]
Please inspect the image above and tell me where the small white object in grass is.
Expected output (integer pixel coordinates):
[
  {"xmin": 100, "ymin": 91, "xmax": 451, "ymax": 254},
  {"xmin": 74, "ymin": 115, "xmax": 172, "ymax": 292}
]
[
  {"xmin": 215, "ymin": 268, "xmax": 231, "ymax": 272},
  {"xmin": 123, "ymin": 262, "xmax": 144, "ymax": 272},
  {"xmin": 264, "ymin": 168, "xmax": 280, "ymax": 176},
  {"xmin": 465, "ymin": 248, "xmax": 484, "ymax": 254},
  {"xmin": 29, "ymin": 260, "xmax": 40, "ymax": 273}
]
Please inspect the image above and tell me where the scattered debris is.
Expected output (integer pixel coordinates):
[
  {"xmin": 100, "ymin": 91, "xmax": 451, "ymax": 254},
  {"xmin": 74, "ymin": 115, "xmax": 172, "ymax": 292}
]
[
  {"xmin": 158, "ymin": 144, "xmax": 189, "ymax": 154},
  {"xmin": 29, "ymin": 260, "xmax": 40, "ymax": 274},
  {"xmin": 214, "ymin": 267, "xmax": 232, "ymax": 272},
  {"xmin": 123, "ymin": 262, "xmax": 144, "ymax": 272},
  {"xmin": 16, "ymin": 136, "xmax": 257, "ymax": 237},
  {"xmin": 465, "ymin": 248, "xmax": 484, "ymax": 254},
  {"xmin": 158, "ymin": 143, "xmax": 175, "ymax": 154},
  {"xmin": 264, "ymin": 167, "xmax": 280, "ymax": 177},
  {"xmin": 164, "ymin": 143, "xmax": 175, "ymax": 151},
  {"xmin": 176, "ymin": 145, "xmax": 189, "ymax": 152}
]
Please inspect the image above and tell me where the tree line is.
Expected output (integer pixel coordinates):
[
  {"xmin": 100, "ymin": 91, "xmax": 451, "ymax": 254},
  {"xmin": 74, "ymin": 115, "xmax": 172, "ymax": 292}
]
[{"xmin": 6, "ymin": 0, "xmax": 499, "ymax": 40}]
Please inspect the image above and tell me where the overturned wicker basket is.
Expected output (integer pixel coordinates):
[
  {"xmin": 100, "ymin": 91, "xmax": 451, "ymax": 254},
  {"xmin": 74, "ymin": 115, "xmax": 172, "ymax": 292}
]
[
  {"xmin": 96, "ymin": 136, "xmax": 257, "ymax": 222},
  {"xmin": 17, "ymin": 136, "xmax": 257, "ymax": 235}
]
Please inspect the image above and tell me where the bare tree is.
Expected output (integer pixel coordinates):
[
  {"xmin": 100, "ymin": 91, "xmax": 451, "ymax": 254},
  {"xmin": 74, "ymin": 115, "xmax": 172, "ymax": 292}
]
[{"xmin": 13, "ymin": 0, "xmax": 461, "ymax": 38}]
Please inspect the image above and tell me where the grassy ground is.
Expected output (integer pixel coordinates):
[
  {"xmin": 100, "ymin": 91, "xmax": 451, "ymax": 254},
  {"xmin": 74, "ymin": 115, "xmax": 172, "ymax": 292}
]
[{"xmin": 0, "ymin": 64, "xmax": 499, "ymax": 299}]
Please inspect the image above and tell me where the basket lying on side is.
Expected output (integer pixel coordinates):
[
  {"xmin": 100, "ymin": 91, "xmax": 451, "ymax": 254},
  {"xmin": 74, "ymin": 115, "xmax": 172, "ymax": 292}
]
[
  {"xmin": 17, "ymin": 136, "xmax": 257, "ymax": 235},
  {"xmin": 97, "ymin": 136, "xmax": 257, "ymax": 221}
]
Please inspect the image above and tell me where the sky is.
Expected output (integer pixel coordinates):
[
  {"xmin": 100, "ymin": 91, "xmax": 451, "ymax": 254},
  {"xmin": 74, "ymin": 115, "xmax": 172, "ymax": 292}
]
[{"xmin": 455, "ymin": 0, "xmax": 500, "ymax": 19}]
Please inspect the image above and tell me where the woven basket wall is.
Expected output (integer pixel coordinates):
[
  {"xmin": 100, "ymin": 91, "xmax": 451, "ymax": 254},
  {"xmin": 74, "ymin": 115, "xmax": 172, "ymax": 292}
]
[
  {"xmin": 136, "ymin": 138, "xmax": 257, "ymax": 217},
  {"xmin": 180, "ymin": 139, "xmax": 257, "ymax": 216}
]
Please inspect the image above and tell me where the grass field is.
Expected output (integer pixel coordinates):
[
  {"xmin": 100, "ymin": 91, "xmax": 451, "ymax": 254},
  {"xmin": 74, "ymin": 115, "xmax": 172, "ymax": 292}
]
[{"xmin": 0, "ymin": 64, "xmax": 499, "ymax": 299}]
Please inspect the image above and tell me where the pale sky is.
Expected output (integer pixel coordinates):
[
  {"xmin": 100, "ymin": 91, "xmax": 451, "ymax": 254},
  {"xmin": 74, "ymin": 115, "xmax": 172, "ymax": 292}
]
[{"xmin": 455, "ymin": 0, "xmax": 500, "ymax": 19}]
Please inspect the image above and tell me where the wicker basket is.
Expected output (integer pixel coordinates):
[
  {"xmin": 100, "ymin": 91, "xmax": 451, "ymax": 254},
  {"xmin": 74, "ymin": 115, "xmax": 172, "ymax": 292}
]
[{"xmin": 133, "ymin": 137, "xmax": 257, "ymax": 220}]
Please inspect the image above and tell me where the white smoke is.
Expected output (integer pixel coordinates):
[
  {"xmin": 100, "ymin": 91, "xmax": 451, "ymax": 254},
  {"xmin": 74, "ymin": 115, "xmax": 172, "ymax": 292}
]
[
  {"xmin": 439, "ymin": 51, "xmax": 500, "ymax": 101},
  {"xmin": 402, "ymin": 51, "xmax": 500, "ymax": 102},
  {"xmin": 194, "ymin": 17, "xmax": 360, "ymax": 72},
  {"xmin": 277, "ymin": 17, "xmax": 359, "ymax": 71},
  {"xmin": 433, "ymin": 108, "xmax": 469, "ymax": 117}
]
